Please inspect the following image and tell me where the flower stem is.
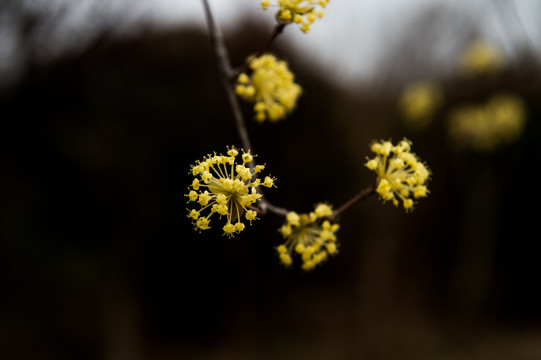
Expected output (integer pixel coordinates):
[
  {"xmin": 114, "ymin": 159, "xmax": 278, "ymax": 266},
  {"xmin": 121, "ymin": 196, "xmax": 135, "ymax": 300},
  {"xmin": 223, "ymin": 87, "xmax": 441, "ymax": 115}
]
[
  {"xmin": 333, "ymin": 185, "xmax": 376, "ymax": 218},
  {"xmin": 259, "ymin": 198, "xmax": 290, "ymax": 216},
  {"xmin": 201, "ymin": 0, "xmax": 252, "ymax": 154},
  {"xmin": 231, "ymin": 24, "xmax": 287, "ymax": 80},
  {"xmin": 201, "ymin": 0, "xmax": 288, "ymax": 218},
  {"xmin": 261, "ymin": 24, "xmax": 286, "ymax": 54}
]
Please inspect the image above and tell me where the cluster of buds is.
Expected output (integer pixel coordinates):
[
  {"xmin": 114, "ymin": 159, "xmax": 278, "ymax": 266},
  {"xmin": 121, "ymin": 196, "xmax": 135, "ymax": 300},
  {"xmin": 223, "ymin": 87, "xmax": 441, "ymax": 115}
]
[
  {"xmin": 186, "ymin": 146, "xmax": 275, "ymax": 237},
  {"xmin": 261, "ymin": 0, "xmax": 329, "ymax": 33},
  {"xmin": 365, "ymin": 139, "xmax": 430, "ymax": 212},
  {"xmin": 277, "ymin": 204, "xmax": 339, "ymax": 271},
  {"xmin": 236, "ymin": 54, "xmax": 302, "ymax": 123}
]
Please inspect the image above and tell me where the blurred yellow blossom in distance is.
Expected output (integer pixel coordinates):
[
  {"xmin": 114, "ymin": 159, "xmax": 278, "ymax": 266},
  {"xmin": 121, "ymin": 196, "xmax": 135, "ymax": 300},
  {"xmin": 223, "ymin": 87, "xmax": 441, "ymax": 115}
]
[
  {"xmin": 447, "ymin": 93, "xmax": 526, "ymax": 152},
  {"xmin": 399, "ymin": 81, "xmax": 443, "ymax": 130},
  {"xmin": 460, "ymin": 39, "xmax": 503, "ymax": 75},
  {"xmin": 236, "ymin": 53, "xmax": 302, "ymax": 123}
]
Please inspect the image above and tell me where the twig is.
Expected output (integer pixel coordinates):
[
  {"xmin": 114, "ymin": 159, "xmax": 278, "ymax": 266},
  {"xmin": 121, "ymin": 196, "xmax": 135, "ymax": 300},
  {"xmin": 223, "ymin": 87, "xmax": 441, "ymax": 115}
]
[
  {"xmin": 201, "ymin": 0, "xmax": 288, "ymax": 217},
  {"xmin": 201, "ymin": 2, "xmax": 373, "ymax": 220},
  {"xmin": 259, "ymin": 198, "xmax": 290, "ymax": 216},
  {"xmin": 201, "ymin": 0, "xmax": 252, "ymax": 153},
  {"xmin": 332, "ymin": 185, "xmax": 376, "ymax": 218},
  {"xmin": 262, "ymin": 24, "xmax": 286, "ymax": 54},
  {"xmin": 231, "ymin": 24, "xmax": 287, "ymax": 79}
]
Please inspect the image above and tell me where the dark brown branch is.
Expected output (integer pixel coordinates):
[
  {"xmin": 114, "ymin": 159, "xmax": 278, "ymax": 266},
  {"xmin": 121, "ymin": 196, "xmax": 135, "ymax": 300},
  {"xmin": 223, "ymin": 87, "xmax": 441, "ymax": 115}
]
[
  {"xmin": 332, "ymin": 186, "xmax": 376, "ymax": 218},
  {"xmin": 201, "ymin": 0, "xmax": 253, "ymax": 153},
  {"xmin": 231, "ymin": 24, "xmax": 287, "ymax": 79},
  {"xmin": 262, "ymin": 24, "xmax": 286, "ymax": 54},
  {"xmin": 259, "ymin": 198, "xmax": 290, "ymax": 216},
  {"xmin": 201, "ymin": 0, "xmax": 288, "ymax": 218}
]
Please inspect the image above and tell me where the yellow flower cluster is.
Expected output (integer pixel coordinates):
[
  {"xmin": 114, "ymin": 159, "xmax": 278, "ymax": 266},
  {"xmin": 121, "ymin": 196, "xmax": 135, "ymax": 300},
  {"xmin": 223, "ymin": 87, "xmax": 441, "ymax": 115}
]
[
  {"xmin": 261, "ymin": 0, "xmax": 329, "ymax": 33},
  {"xmin": 365, "ymin": 139, "xmax": 430, "ymax": 212},
  {"xmin": 236, "ymin": 54, "xmax": 302, "ymax": 123},
  {"xmin": 447, "ymin": 93, "xmax": 526, "ymax": 152},
  {"xmin": 186, "ymin": 146, "xmax": 276, "ymax": 237},
  {"xmin": 276, "ymin": 203, "xmax": 339, "ymax": 271},
  {"xmin": 399, "ymin": 81, "xmax": 443, "ymax": 130},
  {"xmin": 460, "ymin": 40, "xmax": 503, "ymax": 75}
]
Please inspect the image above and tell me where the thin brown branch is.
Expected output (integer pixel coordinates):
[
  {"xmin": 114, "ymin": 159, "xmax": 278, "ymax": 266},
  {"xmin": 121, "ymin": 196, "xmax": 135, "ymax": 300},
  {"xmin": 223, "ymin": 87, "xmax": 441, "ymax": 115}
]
[
  {"xmin": 332, "ymin": 186, "xmax": 376, "ymax": 218},
  {"xmin": 231, "ymin": 24, "xmax": 287, "ymax": 79},
  {"xmin": 262, "ymin": 24, "xmax": 286, "ymax": 54},
  {"xmin": 259, "ymin": 198, "xmax": 290, "ymax": 216},
  {"xmin": 202, "ymin": 0, "xmax": 288, "ymax": 218},
  {"xmin": 201, "ymin": 0, "xmax": 252, "ymax": 154}
]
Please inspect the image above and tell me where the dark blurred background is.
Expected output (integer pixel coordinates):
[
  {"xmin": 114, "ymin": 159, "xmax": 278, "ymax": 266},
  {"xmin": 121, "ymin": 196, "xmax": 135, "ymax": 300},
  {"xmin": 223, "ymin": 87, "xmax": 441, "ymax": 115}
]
[{"xmin": 1, "ymin": 1, "xmax": 541, "ymax": 359}]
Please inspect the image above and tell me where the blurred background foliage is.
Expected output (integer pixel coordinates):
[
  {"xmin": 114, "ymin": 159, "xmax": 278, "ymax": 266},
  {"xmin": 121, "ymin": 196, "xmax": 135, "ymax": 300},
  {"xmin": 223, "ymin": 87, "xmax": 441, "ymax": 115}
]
[{"xmin": 1, "ymin": 1, "xmax": 541, "ymax": 360}]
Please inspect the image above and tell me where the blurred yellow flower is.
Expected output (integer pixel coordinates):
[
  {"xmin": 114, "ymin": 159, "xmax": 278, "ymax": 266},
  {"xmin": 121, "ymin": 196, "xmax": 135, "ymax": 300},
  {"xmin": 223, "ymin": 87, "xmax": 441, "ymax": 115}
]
[
  {"xmin": 447, "ymin": 93, "xmax": 526, "ymax": 152},
  {"xmin": 460, "ymin": 40, "xmax": 503, "ymax": 75},
  {"xmin": 236, "ymin": 54, "xmax": 302, "ymax": 123},
  {"xmin": 277, "ymin": 203, "xmax": 339, "ymax": 271},
  {"xmin": 399, "ymin": 81, "xmax": 443, "ymax": 130}
]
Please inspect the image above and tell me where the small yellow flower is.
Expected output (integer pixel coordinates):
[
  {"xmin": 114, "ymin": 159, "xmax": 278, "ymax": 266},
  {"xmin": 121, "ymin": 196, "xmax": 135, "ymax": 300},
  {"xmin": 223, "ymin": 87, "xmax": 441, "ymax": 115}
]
[
  {"xmin": 261, "ymin": 0, "xmax": 329, "ymax": 33},
  {"xmin": 460, "ymin": 39, "xmax": 503, "ymax": 75},
  {"xmin": 399, "ymin": 81, "xmax": 443, "ymax": 130},
  {"xmin": 276, "ymin": 204, "xmax": 339, "ymax": 271},
  {"xmin": 446, "ymin": 93, "xmax": 526, "ymax": 152},
  {"xmin": 236, "ymin": 54, "xmax": 302, "ymax": 123},
  {"xmin": 365, "ymin": 139, "xmax": 430, "ymax": 211},
  {"xmin": 186, "ymin": 146, "xmax": 276, "ymax": 237}
]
